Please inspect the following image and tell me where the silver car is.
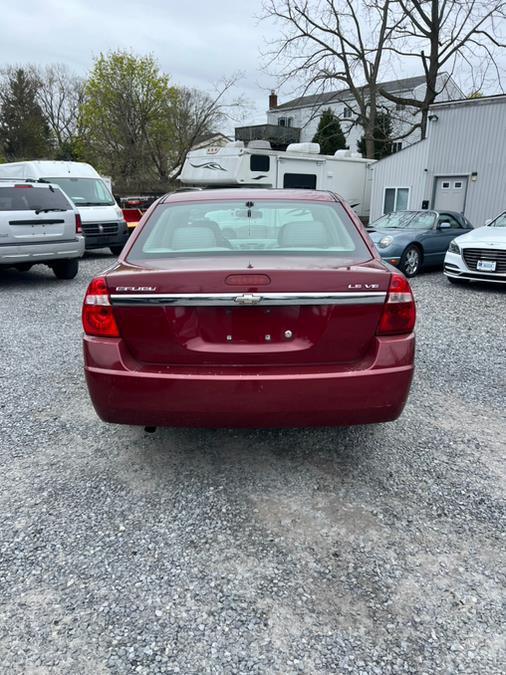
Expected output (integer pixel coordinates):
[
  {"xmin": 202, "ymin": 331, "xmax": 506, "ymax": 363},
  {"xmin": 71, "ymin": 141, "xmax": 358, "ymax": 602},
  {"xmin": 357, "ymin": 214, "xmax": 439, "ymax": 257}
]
[{"xmin": 0, "ymin": 179, "xmax": 84, "ymax": 279}]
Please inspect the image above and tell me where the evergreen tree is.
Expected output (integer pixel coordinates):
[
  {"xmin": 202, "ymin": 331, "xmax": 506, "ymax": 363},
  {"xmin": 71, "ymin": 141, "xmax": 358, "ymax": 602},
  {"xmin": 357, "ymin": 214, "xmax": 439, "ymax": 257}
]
[
  {"xmin": 312, "ymin": 108, "xmax": 346, "ymax": 155},
  {"xmin": 0, "ymin": 68, "xmax": 52, "ymax": 160},
  {"xmin": 357, "ymin": 110, "xmax": 393, "ymax": 159}
]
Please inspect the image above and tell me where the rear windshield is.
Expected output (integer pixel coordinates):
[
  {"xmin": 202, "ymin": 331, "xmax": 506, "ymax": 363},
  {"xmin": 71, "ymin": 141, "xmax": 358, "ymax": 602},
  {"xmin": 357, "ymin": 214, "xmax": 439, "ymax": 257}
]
[
  {"xmin": 127, "ymin": 200, "xmax": 370, "ymax": 260},
  {"xmin": 0, "ymin": 186, "xmax": 71, "ymax": 211},
  {"xmin": 47, "ymin": 177, "xmax": 115, "ymax": 206}
]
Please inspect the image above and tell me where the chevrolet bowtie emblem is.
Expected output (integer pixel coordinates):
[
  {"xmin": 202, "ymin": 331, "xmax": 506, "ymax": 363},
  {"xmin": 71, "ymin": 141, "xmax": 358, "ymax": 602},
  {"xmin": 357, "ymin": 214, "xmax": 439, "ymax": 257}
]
[{"xmin": 234, "ymin": 294, "xmax": 261, "ymax": 305}]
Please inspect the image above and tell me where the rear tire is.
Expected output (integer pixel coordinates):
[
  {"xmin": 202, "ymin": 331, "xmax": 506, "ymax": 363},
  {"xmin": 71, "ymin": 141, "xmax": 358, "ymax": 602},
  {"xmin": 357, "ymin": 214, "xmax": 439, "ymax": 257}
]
[
  {"xmin": 399, "ymin": 245, "xmax": 422, "ymax": 277},
  {"xmin": 15, "ymin": 263, "xmax": 33, "ymax": 272},
  {"xmin": 447, "ymin": 276, "xmax": 469, "ymax": 285},
  {"xmin": 52, "ymin": 259, "xmax": 79, "ymax": 280},
  {"xmin": 110, "ymin": 246, "xmax": 124, "ymax": 256}
]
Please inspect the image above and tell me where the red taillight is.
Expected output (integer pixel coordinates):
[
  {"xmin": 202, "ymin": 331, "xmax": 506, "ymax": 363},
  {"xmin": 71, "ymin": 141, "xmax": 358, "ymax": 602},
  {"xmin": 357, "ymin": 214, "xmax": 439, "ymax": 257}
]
[
  {"xmin": 82, "ymin": 277, "xmax": 120, "ymax": 337},
  {"xmin": 377, "ymin": 273, "xmax": 416, "ymax": 336},
  {"xmin": 75, "ymin": 213, "xmax": 82, "ymax": 234}
]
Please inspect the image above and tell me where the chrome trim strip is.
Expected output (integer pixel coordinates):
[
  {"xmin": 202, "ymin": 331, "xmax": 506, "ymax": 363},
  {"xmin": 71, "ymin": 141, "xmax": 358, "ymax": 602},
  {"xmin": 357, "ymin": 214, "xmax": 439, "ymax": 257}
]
[{"xmin": 110, "ymin": 291, "xmax": 387, "ymax": 307}]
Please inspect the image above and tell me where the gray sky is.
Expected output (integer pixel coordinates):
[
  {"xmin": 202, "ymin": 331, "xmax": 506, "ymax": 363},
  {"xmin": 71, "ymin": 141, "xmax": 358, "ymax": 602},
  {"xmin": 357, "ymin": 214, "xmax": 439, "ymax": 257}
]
[
  {"xmin": 2, "ymin": 0, "xmax": 504, "ymax": 133},
  {"xmin": 1, "ymin": 0, "xmax": 276, "ymax": 126}
]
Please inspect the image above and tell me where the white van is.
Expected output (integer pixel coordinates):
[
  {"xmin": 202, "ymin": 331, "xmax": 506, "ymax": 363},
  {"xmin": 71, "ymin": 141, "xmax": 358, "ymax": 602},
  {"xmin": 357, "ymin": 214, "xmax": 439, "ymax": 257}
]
[{"xmin": 0, "ymin": 161, "xmax": 129, "ymax": 255}]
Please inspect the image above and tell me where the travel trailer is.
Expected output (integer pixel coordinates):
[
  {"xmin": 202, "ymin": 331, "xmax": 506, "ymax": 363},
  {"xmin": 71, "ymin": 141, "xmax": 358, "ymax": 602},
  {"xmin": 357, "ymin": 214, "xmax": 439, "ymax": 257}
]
[
  {"xmin": 179, "ymin": 141, "xmax": 375, "ymax": 220},
  {"xmin": 0, "ymin": 161, "xmax": 129, "ymax": 255}
]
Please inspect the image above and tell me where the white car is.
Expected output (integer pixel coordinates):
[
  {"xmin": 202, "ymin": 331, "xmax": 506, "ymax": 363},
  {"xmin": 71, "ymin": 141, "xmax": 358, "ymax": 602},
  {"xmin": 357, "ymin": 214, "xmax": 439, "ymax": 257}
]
[{"xmin": 444, "ymin": 211, "xmax": 506, "ymax": 285}]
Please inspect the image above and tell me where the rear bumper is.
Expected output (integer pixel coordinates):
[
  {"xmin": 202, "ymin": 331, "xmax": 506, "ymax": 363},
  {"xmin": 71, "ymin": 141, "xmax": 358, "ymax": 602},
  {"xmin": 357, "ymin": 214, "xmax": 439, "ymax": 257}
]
[
  {"xmin": 444, "ymin": 251, "xmax": 506, "ymax": 283},
  {"xmin": 84, "ymin": 335, "xmax": 415, "ymax": 428},
  {"xmin": 0, "ymin": 237, "xmax": 84, "ymax": 265}
]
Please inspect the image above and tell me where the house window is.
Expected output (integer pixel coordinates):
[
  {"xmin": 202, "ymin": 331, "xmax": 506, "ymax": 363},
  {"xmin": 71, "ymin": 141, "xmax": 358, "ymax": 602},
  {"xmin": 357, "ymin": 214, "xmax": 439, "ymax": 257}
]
[
  {"xmin": 383, "ymin": 187, "xmax": 410, "ymax": 214},
  {"xmin": 287, "ymin": 117, "xmax": 294, "ymax": 127},
  {"xmin": 441, "ymin": 181, "xmax": 450, "ymax": 189},
  {"xmin": 392, "ymin": 142, "xmax": 403, "ymax": 153},
  {"xmin": 343, "ymin": 106, "xmax": 352, "ymax": 118},
  {"xmin": 454, "ymin": 181, "xmax": 463, "ymax": 189},
  {"xmin": 278, "ymin": 118, "xmax": 286, "ymax": 127}
]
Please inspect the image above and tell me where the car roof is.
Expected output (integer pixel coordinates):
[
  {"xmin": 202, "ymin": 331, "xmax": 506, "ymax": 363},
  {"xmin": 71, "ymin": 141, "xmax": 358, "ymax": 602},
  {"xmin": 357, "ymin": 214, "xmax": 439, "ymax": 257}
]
[{"xmin": 161, "ymin": 188, "xmax": 341, "ymax": 204}]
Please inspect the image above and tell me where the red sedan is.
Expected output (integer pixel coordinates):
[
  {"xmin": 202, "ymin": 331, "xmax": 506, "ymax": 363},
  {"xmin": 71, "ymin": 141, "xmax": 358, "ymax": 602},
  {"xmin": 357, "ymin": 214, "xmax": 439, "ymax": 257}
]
[{"xmin": 83, "ymin": 189, "xmax": 415, "ymax": 428}]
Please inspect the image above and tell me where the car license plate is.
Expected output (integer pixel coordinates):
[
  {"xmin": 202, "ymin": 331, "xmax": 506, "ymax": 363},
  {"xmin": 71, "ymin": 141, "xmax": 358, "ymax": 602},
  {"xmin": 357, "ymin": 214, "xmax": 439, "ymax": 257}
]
[{"xmin": 477, "ymin": 260, "xmax": 496, "ymax": 271}]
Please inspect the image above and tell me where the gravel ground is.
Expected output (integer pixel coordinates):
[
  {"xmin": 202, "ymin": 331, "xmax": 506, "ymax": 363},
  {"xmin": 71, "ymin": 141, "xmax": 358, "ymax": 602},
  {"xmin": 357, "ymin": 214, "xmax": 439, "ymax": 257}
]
[{"xmin": 0, "ymin": 252, "xmax": 505, "ymax": 675}]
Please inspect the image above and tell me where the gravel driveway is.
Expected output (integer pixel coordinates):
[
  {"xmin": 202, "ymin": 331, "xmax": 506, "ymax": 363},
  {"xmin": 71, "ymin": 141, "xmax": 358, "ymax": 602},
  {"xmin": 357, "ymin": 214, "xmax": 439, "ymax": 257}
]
[{"xmin": 0, "ymin": 253, "xmax": 504, "ymax": 674}]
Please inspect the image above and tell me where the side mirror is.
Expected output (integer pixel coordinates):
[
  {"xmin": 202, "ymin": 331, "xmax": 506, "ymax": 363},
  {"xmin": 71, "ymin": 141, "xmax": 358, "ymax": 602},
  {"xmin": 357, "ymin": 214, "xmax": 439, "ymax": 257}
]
[{"xmin": 438, "ymin": 221, "xmax": 451, "ymax": 230}]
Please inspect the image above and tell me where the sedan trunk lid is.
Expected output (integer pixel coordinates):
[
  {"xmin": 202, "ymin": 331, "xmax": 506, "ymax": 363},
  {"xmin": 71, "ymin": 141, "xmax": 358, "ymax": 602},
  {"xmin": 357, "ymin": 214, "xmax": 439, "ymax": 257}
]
[{"xmin": 108, "ymin": 257, "xmax": 390, "ymax": 367}]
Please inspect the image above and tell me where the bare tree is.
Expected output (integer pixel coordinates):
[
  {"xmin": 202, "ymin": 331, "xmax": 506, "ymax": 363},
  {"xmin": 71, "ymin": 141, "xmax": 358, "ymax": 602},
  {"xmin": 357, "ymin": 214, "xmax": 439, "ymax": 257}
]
[
  {"xmin": 161, "ymin": 76, "xmax": 246, "ymax": 181},
  {"xmin": 263, "ymin": 0, "xmax": 407, "ymax": 158},
  {"xmin": 379, "ymin": 0, "xmax": 506, "ymax": 136},
  {"xmin": 34, "ymin": 64, "xmax": 85, "ymax": 155},
  {"xmin": 263, "ymin": 0, "xmax": 505, "ymax": 154}
]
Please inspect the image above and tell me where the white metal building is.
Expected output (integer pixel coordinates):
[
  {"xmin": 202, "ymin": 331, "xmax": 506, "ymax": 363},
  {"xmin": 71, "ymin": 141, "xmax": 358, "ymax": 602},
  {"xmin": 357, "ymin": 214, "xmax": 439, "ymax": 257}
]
[{"xmin": 369, "ymin": 95, "xmax": 506, "ymax": 225}]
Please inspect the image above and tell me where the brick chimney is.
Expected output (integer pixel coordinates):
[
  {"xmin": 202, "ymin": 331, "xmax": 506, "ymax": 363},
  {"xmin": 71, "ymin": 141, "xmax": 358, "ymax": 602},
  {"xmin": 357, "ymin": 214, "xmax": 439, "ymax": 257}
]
[{"xmin": 269, "ymin": 90, "xmax": 278, "ymax": 109}]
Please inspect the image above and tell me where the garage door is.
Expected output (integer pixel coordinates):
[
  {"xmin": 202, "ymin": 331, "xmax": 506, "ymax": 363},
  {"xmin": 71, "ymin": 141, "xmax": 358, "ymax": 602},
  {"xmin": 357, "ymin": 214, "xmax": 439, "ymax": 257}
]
[{"xmin": 433, "ymin": 176, "xmax": 468, "ymax": 213}]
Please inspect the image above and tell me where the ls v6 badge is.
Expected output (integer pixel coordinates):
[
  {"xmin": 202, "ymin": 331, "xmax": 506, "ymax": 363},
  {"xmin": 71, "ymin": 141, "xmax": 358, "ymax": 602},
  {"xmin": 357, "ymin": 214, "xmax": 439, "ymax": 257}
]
[{"xmin": 348, "ymin": 283, "xmax": 380, "ymax": 289}]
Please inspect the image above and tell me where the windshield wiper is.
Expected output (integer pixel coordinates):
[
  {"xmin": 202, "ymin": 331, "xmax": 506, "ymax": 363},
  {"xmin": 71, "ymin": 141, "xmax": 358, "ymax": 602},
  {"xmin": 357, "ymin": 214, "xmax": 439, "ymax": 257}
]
[{"xmin": 34, "ymin": 208, "xmax": 67, "ymax": 215}]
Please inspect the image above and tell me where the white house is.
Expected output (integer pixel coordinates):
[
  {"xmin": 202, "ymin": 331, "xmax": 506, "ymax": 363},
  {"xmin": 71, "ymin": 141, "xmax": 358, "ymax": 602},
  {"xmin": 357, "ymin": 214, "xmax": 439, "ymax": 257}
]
[{"xmin": 266, "ymin": 74, "xmax": 463, "ymax": 154}]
